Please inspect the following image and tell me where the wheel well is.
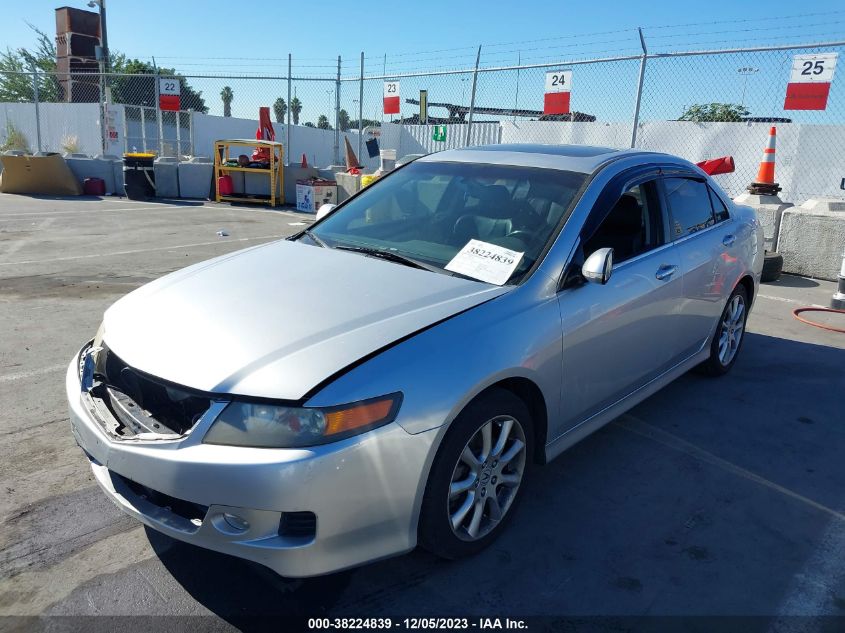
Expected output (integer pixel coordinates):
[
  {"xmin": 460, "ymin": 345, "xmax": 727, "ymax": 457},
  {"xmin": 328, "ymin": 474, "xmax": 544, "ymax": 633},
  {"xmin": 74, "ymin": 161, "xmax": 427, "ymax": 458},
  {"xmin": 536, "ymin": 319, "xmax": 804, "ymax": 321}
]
[
  {"xmin": 738, "ymin": 274, "xmax": 755, "ymax": 305},
  {"xmin": 477, "ymin": 377, "xmax": 548, "ymax": 465}
]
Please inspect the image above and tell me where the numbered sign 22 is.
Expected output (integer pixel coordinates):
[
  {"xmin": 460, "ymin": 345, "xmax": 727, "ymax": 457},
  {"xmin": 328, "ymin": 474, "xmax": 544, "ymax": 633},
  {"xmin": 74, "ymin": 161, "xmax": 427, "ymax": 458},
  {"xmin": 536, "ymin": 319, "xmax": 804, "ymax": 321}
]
[
  {"xmin": 159, "ymin": 78, "xmax": 181, "ymax": 112},
  {"xmin": 383, "ymin": 81, "xmax": 400, "ymax": 115},
  {"xmin": 543, "ymin": 70, "xmax": 572, "ymax": 115},
  {"xmin": 784, "ymin": 53, "xmax": 838, "ymax": 110}
]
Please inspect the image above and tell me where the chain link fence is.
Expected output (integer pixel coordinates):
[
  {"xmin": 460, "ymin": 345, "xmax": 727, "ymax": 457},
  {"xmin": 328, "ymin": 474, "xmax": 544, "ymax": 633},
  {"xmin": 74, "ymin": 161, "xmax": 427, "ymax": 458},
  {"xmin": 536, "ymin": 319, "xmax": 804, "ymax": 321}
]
[{"xmin": 2, "ymin": 40, "xmax": 843, "ymax": 200}]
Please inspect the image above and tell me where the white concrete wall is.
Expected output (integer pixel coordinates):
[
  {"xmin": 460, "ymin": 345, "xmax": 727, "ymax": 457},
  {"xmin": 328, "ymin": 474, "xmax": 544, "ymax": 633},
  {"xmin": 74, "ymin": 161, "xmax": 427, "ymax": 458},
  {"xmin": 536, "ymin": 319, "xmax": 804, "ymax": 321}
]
[
  {"xmin": 0, "ymin": 102, "xmax": 103, "ymax": 155},
  {"xmin": 500, "ymin": 120, "xmax": 845, "ymax": 202},
  {"xmin": 380, "ymin": 122, "xmax": 500, "ymax": 158}
]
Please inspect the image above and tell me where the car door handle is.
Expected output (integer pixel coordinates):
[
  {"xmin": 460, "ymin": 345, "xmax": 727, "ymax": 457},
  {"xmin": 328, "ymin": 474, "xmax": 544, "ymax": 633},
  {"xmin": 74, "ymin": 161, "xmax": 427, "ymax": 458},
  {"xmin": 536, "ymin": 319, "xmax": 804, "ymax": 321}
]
[
  {"xmin": 722, "ymin": 234, "xmax": 736, "ymax": 247},
  {"xmin": 655, "ymin": 265, "xmax": 677, "ymax": 280}
]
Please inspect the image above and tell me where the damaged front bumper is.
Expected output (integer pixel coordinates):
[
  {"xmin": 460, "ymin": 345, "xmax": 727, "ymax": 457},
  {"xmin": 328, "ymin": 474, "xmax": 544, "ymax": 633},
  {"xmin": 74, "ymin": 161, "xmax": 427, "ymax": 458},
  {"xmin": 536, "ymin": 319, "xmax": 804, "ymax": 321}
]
[{"xmin": 66, "ymin": 345, "xmax": 438, "ymax": 577}]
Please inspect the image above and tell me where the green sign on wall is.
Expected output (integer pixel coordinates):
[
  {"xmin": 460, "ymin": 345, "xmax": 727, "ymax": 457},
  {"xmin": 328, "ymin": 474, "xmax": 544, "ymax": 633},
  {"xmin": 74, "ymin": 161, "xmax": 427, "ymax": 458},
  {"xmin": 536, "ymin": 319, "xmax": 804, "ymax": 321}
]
[{"xmin": 432, "ymin": 125, "xmax": 447, "ymax": 142}]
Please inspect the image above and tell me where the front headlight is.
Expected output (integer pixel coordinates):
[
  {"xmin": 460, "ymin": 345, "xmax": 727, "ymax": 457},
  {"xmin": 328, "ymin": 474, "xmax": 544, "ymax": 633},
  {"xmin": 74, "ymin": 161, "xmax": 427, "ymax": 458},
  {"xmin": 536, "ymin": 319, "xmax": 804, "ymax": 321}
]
[{"xmin": 202, "ymin": 393, "xmax": 402, "ymax": 448}]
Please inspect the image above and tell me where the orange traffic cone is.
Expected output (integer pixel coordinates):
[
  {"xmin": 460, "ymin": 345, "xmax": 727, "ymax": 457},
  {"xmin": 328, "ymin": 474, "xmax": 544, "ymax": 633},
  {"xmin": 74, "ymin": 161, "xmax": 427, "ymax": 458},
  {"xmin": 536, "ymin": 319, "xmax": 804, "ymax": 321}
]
[
  {"xmin": 747, "ymin": 126, "xmax": 782, "ymax": 195},
  {"xmin": 300, "ymin": 153, "xmax": 308, "ymax": 168},
  {"xmin": 344, "ymin": 136, "xmax": 361, "ymax": 172}
]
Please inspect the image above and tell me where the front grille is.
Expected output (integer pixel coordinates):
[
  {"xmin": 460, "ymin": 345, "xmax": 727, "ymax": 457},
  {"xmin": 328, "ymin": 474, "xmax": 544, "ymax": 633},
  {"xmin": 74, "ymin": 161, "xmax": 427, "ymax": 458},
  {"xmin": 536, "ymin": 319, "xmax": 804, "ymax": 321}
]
[
  {"xmin": 85, "ymin": 344, "xmax": 212, "ymax": 439},
  {"xmin": 114, "ymin": 471, "xmax": 209, "ymax": 524}
]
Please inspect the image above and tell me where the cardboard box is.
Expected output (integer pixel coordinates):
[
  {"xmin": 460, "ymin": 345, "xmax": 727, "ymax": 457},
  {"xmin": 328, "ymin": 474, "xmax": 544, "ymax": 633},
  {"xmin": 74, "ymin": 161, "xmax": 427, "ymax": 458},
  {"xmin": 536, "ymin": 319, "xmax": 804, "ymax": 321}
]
[{"xmin": 296, "ymin": 179, "xmax": 337, "ymax": 213}]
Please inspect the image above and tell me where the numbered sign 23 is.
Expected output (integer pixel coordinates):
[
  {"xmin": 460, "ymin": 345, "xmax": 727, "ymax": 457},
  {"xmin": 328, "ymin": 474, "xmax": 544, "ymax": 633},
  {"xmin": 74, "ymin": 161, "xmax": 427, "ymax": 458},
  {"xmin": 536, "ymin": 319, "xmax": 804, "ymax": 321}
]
[
  {"xmin": 159, "ymin": 78, "xmax": 181, "ymax": 112},
  {"xmin": 543, "ymin": 70, "xmax": 572, "ymax": 115},
  {"xmin": 784, "ymin": 53, "xmax": 838, "ymax": 110},
  {"xmin": 383, "ymin": 81, "xmax": 400, "ymax": 115}
]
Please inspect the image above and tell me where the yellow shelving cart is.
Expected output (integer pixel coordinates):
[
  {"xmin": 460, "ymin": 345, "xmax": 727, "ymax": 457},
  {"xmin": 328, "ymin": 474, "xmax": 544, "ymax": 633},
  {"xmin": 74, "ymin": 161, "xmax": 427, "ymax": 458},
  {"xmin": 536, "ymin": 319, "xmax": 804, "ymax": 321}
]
[{"xmin": 214, "ymin": 139, "xmax": 284, "ymax": 206}]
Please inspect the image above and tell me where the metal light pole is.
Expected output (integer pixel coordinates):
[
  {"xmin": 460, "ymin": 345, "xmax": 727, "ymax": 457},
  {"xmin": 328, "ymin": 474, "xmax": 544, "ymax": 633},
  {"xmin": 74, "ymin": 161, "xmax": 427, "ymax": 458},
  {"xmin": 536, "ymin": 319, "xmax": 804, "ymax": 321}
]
[
  {"xmin": 88, "ymin": 0, "xmax": 109, "ymax": 153},
  {"xmin": 737, "ymin": 66, "xmax": 759, "ymax": 108}
]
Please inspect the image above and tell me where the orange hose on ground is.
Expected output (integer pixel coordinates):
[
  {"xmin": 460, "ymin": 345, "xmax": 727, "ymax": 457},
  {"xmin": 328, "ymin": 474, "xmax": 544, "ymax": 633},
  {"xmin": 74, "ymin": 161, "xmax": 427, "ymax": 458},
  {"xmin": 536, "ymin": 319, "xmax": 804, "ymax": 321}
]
[{"xmin": 792, "ymin": 307, "xmax": 845, "ymax": 334}]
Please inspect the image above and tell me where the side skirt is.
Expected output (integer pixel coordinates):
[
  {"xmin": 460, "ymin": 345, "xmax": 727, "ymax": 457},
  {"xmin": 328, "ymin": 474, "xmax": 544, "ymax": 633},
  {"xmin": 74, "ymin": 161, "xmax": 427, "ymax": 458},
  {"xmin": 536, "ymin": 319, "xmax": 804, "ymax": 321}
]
[{"xmin": 544, "ymin": 347, "xmax": 710, "ymax": 463}]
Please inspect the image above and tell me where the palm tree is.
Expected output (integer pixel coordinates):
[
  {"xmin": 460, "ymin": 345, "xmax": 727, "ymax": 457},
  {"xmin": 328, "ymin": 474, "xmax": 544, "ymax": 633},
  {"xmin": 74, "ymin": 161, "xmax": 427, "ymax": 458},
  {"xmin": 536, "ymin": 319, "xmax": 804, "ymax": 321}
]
[
  {"xmin": 338, "ymin": 109, "xmax": 350, "ymax": 131},
  {"xmin": 317, "ymin": 115, "xmax": 331, "ymax": 130},
  {"xmin": 273, "ymin": 97, "xmax": 287, "ymax": 123},
  {"xmin": 221, "ymin": 86, "xmax": 233, "ymax": 117},
  {"xmin": 290, "ymin": 97, "xmax": 302, "ymax": 125}
]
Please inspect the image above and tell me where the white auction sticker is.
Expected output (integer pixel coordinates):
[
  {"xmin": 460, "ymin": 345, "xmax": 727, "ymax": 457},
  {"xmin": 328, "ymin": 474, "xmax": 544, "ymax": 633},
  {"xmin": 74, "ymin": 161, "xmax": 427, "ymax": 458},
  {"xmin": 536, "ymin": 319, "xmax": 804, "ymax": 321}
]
[{"xmin": 445, "ymin": 239, "xmax": 524, "ymax": 285}]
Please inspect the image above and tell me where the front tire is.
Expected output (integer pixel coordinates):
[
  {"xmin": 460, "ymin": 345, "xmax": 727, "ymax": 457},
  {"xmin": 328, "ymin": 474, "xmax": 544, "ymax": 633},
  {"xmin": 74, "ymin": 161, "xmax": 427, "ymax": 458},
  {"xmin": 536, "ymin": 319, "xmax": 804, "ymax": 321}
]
[
  {"xmin": 697, "ymin": 284, "xmax": 749, "ymax": 376},
  {"xmin": 418, "ymin": 389, "xmax": 533, "ymax": 559}
]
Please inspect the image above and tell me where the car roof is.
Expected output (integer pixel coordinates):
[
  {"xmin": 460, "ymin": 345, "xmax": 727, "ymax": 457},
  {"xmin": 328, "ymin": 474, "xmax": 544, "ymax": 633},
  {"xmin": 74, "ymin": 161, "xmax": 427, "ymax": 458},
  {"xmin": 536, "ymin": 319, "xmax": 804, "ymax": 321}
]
[{"xmin": 417, "ymin": 143, "xmax": 677, "ymax": 174}]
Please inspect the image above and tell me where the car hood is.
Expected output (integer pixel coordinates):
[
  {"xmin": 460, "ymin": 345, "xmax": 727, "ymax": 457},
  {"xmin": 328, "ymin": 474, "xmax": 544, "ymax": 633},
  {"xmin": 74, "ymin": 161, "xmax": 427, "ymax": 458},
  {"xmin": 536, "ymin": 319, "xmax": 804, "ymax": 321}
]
[{"xmin": 103, "ymin": 239, "xmax": 508, "ymax": 400}]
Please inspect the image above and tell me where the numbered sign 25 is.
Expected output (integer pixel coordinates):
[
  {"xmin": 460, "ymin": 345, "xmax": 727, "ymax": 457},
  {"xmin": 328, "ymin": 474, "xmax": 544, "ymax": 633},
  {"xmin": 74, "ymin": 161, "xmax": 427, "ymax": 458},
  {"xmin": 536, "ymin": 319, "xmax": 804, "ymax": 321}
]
[
  {"xmin": 785, "ymin": 53, "xmax": 837, "ymax": 110},
  {"xmin": 789, "ymin": 53, "xmax": 838, "ymax": 83},
  {"xmin": 544, "ymin": 70, "xmax": 572, "ymax": 94}
]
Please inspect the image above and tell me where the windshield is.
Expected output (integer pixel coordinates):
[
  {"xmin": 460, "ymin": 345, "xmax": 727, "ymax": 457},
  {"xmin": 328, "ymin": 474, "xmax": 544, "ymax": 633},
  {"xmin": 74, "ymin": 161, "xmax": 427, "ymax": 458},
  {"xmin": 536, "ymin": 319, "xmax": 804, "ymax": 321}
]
[{"xmin": 306, "ymin": 161, "xmax": 587, "ymax": 285}]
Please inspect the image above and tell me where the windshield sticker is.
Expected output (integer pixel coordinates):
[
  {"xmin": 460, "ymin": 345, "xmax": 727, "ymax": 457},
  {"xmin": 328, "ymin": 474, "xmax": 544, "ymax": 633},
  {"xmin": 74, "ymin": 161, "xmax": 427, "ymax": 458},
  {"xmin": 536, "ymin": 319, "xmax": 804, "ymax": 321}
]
[{"xmin": 445, "ymin": 239, "xmax": 524, "ymax": 285}]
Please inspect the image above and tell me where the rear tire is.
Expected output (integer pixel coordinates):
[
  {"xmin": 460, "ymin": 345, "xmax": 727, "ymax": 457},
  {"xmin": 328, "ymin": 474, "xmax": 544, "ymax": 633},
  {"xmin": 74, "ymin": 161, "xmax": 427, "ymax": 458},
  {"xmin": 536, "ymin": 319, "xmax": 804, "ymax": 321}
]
[
  {"xmin": 418, "ymin": 389, "xmax": 533, "ymax": 560},
  {"xmin": 697, "ymin": 285, "xmax": 749, "ymax": 377},
  {"xmin": 762, "ymin": 251, "xmax": 783, "ymax": 283}
]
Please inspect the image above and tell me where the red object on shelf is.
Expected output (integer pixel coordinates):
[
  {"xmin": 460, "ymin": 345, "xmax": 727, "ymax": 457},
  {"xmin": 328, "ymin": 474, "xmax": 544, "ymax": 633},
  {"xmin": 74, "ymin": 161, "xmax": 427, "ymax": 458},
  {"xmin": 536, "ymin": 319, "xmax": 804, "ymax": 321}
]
[
  {"xmin": 83, "ymin": 177, "xmax": 105, "ymax": 196},
  {"xmin": 301, "ymin": 153, "xmax": 308, "ymax": 168},
  {"xmin": 695, "ymin": 155, "xmax": 735, "ymax": 176},
  {"xmin": 218, "ymin": 175, "xmax": 233, "ymax": 196}
]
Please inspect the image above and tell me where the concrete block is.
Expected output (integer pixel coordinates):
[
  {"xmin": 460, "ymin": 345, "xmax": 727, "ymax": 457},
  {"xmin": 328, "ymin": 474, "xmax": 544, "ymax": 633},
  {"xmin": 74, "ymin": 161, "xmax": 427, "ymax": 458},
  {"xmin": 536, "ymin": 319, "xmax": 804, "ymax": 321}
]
[
  {"xmin": 335, "ymin": 172, "xmax": 361, "ymax": 203},
  {"xmin": 733, "ymin": 192, "xmax": 793, "ymax": 251},
  {"xmin": 153, "ymin": 157, "xmax": 180, "ymax": 198},
  {"xmin": 777, "ymin": 199, "xmax": 845, "ymax": 280}
]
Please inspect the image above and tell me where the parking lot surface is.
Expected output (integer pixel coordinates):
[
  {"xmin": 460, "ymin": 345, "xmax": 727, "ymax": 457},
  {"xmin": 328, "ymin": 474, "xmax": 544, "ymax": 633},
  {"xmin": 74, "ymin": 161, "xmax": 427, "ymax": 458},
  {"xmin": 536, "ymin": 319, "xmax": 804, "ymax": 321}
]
[{"xmin": 1, "ymin": 194, "xmax": 844, "ymax": 629}]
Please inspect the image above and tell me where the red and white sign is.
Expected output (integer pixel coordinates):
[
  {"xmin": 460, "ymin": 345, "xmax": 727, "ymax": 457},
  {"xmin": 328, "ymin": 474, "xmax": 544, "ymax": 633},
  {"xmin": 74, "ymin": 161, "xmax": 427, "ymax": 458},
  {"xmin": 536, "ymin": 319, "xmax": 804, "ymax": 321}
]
[
  {"xmin": 784, "ymin": 53, "xmax": 837, "ymax": 110},
  {"xmin": 543, "ymin": 70, "xmax": 572, "ymax": 115},
  {"xmin": 159, "ymin": 77, "xmax": 181, "ymax": 112},
  {"xmin": 383, "ymin": 81, "xmax": 400, "ymax": 115}
]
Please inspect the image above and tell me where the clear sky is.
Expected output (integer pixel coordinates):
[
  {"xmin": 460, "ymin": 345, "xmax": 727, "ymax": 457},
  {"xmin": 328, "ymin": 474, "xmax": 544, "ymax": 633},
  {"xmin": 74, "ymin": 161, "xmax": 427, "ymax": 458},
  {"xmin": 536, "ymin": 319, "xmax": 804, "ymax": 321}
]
[{"xmin": 2, "ymin": 0, "xmax": 844, "ymax": 124}]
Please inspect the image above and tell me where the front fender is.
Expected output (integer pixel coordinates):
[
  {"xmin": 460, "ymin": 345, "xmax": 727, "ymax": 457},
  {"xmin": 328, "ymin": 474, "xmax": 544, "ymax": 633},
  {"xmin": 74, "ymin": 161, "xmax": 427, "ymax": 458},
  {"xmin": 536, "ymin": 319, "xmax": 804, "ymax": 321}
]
[{"xmin": 304, "ymin": 282, "xmax": 562, "ymax": 438}]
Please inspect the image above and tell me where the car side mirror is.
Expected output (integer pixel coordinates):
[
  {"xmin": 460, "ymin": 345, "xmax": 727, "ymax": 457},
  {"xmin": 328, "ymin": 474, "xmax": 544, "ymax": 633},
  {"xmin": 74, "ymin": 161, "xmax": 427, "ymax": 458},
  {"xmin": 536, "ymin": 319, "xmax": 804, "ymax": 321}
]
[
  {"xmin": 582, "ymin": 247, "xmax": 614, "ymax": 285},
  {"xmin": 316, "ymin": 203, "xmax": 336, "ymax": 220}
]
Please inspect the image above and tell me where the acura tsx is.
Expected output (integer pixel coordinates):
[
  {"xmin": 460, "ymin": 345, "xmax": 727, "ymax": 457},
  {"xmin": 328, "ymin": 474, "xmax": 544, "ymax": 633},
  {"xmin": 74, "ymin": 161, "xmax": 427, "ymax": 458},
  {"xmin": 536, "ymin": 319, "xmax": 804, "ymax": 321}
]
[{"xmin": 67, "ymin": 144, "xmax": 763, "ymax": 577}]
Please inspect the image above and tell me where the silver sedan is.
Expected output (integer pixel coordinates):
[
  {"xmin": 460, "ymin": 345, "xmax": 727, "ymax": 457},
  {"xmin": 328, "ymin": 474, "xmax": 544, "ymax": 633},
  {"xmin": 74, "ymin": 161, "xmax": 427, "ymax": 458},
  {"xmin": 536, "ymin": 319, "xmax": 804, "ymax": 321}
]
[{"xmin": 66, "ymin": 144, "xmax": 764, "ymax": 577}]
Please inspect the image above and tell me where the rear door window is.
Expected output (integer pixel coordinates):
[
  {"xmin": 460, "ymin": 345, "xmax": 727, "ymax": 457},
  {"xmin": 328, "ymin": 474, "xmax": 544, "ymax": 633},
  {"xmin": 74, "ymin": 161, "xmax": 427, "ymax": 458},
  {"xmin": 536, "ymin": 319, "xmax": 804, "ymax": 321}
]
[
  {"xmin": 708, "ymin": 186, "xmax": 731, "ymax": 223},
  {"xmin": 663, "ymin": 177, "xmax": 716, "ymax": 239}
]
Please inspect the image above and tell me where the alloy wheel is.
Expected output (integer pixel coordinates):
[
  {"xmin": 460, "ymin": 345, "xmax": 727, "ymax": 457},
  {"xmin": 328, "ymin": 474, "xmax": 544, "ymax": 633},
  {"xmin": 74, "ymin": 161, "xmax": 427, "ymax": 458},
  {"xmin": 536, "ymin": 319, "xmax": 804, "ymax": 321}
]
[
  {"xmin": 447, "ymin": 415, "xmax": 527, "ymax": 541},
  {"xmin": 718, "ymin": 294, "xmax": 746, "ymax": 366}
]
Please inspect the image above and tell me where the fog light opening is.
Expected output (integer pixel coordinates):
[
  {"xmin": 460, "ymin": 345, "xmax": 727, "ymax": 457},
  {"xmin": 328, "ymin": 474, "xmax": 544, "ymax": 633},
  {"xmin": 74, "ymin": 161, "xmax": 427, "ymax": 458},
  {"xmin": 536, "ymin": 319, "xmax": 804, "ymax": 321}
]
[{"xmin": 222, "ymin": 513, "xmax": 250, "ymax": 532}]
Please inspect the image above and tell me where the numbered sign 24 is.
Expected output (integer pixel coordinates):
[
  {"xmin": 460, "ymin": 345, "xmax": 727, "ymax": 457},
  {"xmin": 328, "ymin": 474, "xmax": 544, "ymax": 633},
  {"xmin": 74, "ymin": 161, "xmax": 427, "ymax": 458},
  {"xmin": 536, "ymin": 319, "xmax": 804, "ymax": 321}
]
[
  {"xmin": 784, "ymin": 53, "xmax": 838, "ymax": 110},
  {"xmin": 543, "ymin": 70, "xmax": 572, "ymax": 115},
  {"xmin": 383, "ymin": 81, "xmax": 400, "ymax": 115},
  {"xmin": 159, "ymin": 78, "xmax": 181, "ymax": 112}
]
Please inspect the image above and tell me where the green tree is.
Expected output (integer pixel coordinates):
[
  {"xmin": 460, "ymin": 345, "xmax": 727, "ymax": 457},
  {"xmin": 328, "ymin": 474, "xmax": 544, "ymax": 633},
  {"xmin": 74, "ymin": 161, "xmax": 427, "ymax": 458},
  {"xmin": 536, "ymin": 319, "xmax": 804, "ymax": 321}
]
[
  {"xmin": 0, "ymin": 24, "xmax": 61, "ymax": 102},
  {"xmin": 303, "ymin": 121, "xmax": 315, "ymax": 128},
  {"xmin": 0, "ymin": 27, "xmax": 208, "ymax": 111},
  {"xmin": 107, "ymin": 57, "xmax": 208, "ymax": 112},
  {"xmin": 348, "ymin": 118, "xmax": 381, "ymax": 129},
  {"xmin": 290, "ymin": 97, "xmax": 302, "ymax": 125},
  {"xmin": 317, "ymin": 114, "xmax": 331, "ymax": 130},
  {"xmin": 679, "ymin": 103, "xmax": 749, "ymax": 122},
  {"xmin": 273, "ymin": 97, "xmax": 287, "ymax": 123},
  {"xmin": 221, "ymin": 86, "xmax": 233, "ymax": 117},
  {"xmin": 337, "ymin": 108, "xmax": 350, "ymax": 131}
]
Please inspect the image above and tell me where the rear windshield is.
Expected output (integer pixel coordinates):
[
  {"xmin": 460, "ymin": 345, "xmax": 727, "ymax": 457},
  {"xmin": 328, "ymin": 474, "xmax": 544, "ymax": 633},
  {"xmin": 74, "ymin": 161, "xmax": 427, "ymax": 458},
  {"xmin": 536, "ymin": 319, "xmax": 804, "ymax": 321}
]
[{"xmin": 308, "ymin": 161, "xmax": 586, "ymax": 285}]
